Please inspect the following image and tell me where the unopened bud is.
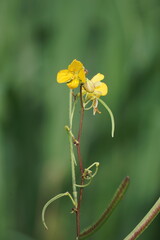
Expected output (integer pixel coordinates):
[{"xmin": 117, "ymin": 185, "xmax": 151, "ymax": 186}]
[{"xmin": 83, "ymin": 79, "xmax": 95, "ymax": 93}]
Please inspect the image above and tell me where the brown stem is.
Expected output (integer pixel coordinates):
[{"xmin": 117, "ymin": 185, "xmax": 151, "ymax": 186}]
[{"xmin": 76, "ymin": 85, "xmax": 85, "ymax": 238}]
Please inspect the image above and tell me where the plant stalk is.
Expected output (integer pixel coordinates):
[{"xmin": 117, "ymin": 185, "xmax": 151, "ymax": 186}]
[
  {"xmin": 69, "ymin": 90, "xmax": 77, "ymax": 206},
  {"xmin": 76, "ymin": 85, "xmax": 85, "ymax": 238}
]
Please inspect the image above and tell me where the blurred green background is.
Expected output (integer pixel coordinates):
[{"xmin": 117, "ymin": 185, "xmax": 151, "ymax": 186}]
[{"xmin": 0, "ymin": 0, "xmax": 160, "ymax": 239}]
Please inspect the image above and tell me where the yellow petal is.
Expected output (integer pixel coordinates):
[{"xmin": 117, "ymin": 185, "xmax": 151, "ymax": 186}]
[
  {"xmin": 68, "ymin": 59, "xmax": 84, "ymax": 72},
  {"xmin": 78, "ymin": 68, "xmax": 86, "ymax": 83},
  {"xmin": 67, "ymin": 79, "xmax": 79, "ymax": 89},
  {"xmin": 57, "ymin": 70, "xmax": 73, "ymax": 83},
  {"xmin": 91, "ymin": 73, "xmax": 104, "ymax": 83},
  {"xmin": 95, "ymin": 82, "xmax": 108, "ymax": 96}
]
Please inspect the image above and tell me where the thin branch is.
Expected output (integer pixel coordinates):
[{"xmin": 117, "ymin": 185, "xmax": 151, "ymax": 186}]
[
  {"xmin": 75, "ymin": 84, "xmax": 85, "ymax": 238},
  {"xmin": 98, "ymin": 98, "xmax": 115, "ymax": 138},
  {"xmin": 69, "ymin": 90, "xmax": 78, "ymax": 206},
  {"xmin": 42, "ymin": 192, "xmax": 76, "ymax": 230},
  {"xmin": 77, "ymin": 85, "xmax": 84, "ymax": 174}
]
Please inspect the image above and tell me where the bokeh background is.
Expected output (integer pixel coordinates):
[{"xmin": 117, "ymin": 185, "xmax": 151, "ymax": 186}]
[{"xmin": 0, "ymin": 0, "xmax": 160, "ymax": 239}]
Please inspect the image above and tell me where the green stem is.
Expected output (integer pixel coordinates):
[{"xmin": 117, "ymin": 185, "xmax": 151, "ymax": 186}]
[
  {"xmin": 65, "ymin": 125, "xmax": 79, "ymax": 147},
  {"xmin": 123, "ymin": 197, "xmax": 160, "ymax": 240},
  {"xmin": 69, "ymin": 90, "xmax": 77, "ymax": 206},
  {"xmin": 75, "ymin": 179, "xmax": 92, "ymax": 188},
  {"xmin": 42, "ymin": 192, "xmax": 76, "ymax": 230},
  {"xmin": 79, "ymin": 176, "xmax": 130, "ymax": 239},
  {"xmin": 98, "ymin": 98, "xmax": 115, "ymax": 138}
]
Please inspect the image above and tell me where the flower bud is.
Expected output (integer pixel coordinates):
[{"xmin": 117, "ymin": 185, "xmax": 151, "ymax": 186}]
[{"xmin": 83, "ymin": 79, "xmax": 95, "ymax": 93}]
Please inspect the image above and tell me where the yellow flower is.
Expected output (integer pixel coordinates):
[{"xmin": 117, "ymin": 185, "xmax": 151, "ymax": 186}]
[
  {"xmin": 83, "ymin": 73, "xmax": 108, "ymax": 99},
  {"xmin": 57, "ymin": 59, "xmax": 86, "ymax": 89},
  {"xmin": 83, "ymin": 73, "xmax": 108, "ymax": 115}
]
